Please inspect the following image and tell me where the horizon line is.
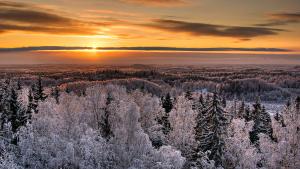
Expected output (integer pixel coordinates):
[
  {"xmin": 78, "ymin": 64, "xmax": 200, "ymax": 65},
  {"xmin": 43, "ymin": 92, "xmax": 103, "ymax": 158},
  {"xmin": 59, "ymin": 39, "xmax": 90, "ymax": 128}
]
[{"xmin": 0, "ymin": 46, "xmax": 293, "ymax": 53}]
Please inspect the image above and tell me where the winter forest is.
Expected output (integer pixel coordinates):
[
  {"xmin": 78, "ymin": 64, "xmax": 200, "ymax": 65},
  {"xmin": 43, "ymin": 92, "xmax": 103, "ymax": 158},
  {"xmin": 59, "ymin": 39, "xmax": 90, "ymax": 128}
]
[{"xmin": 0, "ymin": 65, "xmax": 299, "ymax": 169}]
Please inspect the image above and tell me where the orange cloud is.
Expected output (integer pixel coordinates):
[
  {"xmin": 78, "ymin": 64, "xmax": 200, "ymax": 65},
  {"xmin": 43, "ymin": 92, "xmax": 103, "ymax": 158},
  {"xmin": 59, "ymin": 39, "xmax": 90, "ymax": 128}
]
[
  {"xmin": 121, "ymin": 0, "xmax": 187, "ymax": 7},
  {"xmin": 0, "ymin": 1, "xmax": 109, "ymax": 35},
  {"xmin": 146, "ymin": 19, "xmax": 283, "ymax": 39}
]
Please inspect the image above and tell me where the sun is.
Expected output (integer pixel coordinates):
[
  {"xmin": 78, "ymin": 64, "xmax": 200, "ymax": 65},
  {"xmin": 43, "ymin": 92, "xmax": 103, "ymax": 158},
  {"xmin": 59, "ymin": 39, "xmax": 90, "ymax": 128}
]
[{"xmin": 92, "ymin": 46, "xmax": 97, "ymax": 50}]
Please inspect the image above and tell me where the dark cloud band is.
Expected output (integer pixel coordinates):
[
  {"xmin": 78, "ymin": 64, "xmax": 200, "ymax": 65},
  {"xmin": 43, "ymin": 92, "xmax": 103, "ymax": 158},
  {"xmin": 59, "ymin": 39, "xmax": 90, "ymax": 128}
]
[
  {"xmin": 121, "ymin": 0, "xmax": 186, "ymax": 7},
  {"xmin": 256, "ymin": 12, "xmax": 300, "ymax": 27},
  {"xmin": 148, "ymin": 19, "xmax": 282, "ymax": 39},
  {"xmin": 0, "ymin": 1, "xmax": 106, "ymax": 35},
  {"xmin": 0, "ymin": 46, "xmax": 291, "ymax": 52}
]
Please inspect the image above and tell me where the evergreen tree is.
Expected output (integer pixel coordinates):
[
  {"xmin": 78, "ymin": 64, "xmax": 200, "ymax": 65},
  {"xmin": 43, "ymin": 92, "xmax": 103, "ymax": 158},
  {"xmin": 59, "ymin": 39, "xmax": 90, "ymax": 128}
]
[
  {"xmin": 296, "ymin": 96, "xmax": 300, "ymax": 112},
  {"xmin": 30, "ymin": 85, "xmax": 38, "ymax": 113},
  {"xmin": 238, "ymin": 101, "xmax": 245, "ymax": 118},
  {"xmin": 161, "ymin": 93, "xmax": 173, "ymax": 135},
  {"xmin": 185, "ymin": 90, "xmax": 193, "ymax": 100},
  {"xmin": 232, "ymin": 96, "xmax": 238, "ymax": 117},
  {"xmin": 100, "ymin": 93, "xmax": 114, "ymax": 140},
  {"xmin": 221, "ymin": 96, "xmax": 226, "ymax": 108},
  {"xmin": 16, "ymin": 79, "xmax": 22, "ymax": 91},
  {"xmin": 250, "ymin": 101, "xmax": 274, "ymax": 145},
  {"xmin": 251, "ymin": 97, "xmax": 261, "ymax": 120},
  {"xmin": 286, "ymin": 99, "xmax": 291, "ymax": 108},
  {"xmin": 34, "ymin": 76, "xmax": 47, "ymax": 102},
  {"xmin": 0, "ymin": 79, "xmax": 10, "ymax": 130},
  {"xmin": 274, "ymin": 112, "xmax": 285, "ymax": 127},
  {"xmin": 65, "ymin": 86, "xmax": 71, "ymax": 94},
  {"xmin": 51, "ymin": 86, "xmax": 60, "ymax": 104},
  {"xmin": 244, "ymin": 105, "xmax": 251, "ymax": 122},
  {"xmin": 198, "ymin": 94, "xmax": 205, "ymax": 109},
  {"xmin": 26, "ymin": 90, "xmax": 35, "ymax": 122},
  {"xmin": 194, "ymin": 93, "xmax": 228, "ymax": 167},
  {"xmin": 9, "ymin": 89, "xmax": 26, "ymax": 133}
]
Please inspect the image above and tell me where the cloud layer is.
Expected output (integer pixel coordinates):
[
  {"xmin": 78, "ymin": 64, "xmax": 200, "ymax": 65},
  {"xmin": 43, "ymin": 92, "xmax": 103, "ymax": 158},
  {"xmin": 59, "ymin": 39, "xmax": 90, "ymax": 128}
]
[
  {"xmin": 121, "ymin": 0, "xmax": 187, "ymax": 7},
  {"xmin": 0, "ymin": 46, "xmax": 290, "ymax": 52},
  {"xmin": 256, "ymin": 12, "xmax": 300, "ymax": 26},
  {"xmin": 148, "ymin": 19, "xmax": 282, "ymax": 39},
  {"xmin": 0, "ymin": 1, "xmax": 289, "ymax": 41},
  {"xmin": 0, "ymin": 1, "xmax": 107, "ymax": 35}
]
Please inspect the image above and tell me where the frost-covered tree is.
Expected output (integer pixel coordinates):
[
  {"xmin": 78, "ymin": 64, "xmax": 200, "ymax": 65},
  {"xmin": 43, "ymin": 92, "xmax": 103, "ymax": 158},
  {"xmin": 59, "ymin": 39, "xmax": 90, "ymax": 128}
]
[
  {"xmin": 259, "ymin": 98, "xmax": 300, "ymax": 168},
  {"xmin": 85, "ymin": 85, "xmax": 107, "ymax": 131},
  {"xmin": 249, "ymin": 99, "xmax": 273, "ymax": 145},
  {"xmin": 237, "ymin": 101, "xmax": 245, "ymax": 119},
  {"xmin": 0, "ymin": 79, "xmax": 11, "ymax": 130},
  {"xmin": 244, "ymin": 105, "xmax": 251, "ymax": 122},
  {"xmin": 0, "ymin": 151, "xmax": 22, "ymax": 169},
  {"xmin": 190, "ymin": 151, "xmax": 222, "ymax": 169},
  {"xmin": 25, "ymin": 90, "xmax": 34, "ymax": 123},
  {"xmin": 9, "ymin": 88, "xmax": 26, "ymax": 134},
  {"xmin": 185, "ymin": 90, "xmax": 193, "ymax": 100},
  {"xmin": 16, "ymin": 80, "xmax": 22, "ymax": 91},
  {"xmin": 132, "ymin": 90, "xmax": 165, "ymax": 149},
  {"xmin": 168, "ymin": 95, "xmax": 197, "ymax": 159},
  {"xmin": 100, "ymin": 92, "xmax": 113, "ymax": 140},
  {"xmin": 224, "ymin": 119, "xmax": 260, "ymax": 169},
  {"xmin": 161, "ymin": 93, "xmax": 173, "ymax": 135},
  {"xmin": 105, "ymin": 86, "xmax": 185, "ymax": 169},
  {"xmin": 51, "ymin": 86, "xmax": 60, "ymax": 104},
  {"xmin": 195, "ymin": 93, "xmax": 229, "ymax": 167},
  {"xmin": 296, "ymin": 96, "xmax": 300, "ymax": 112},
  {"xmin": 33, "ymin": 76, "xmax": 47, "ymax": 103},
  {"xmin": 221, "ymin": 96, "xmax": 226, "ymax": 108}
]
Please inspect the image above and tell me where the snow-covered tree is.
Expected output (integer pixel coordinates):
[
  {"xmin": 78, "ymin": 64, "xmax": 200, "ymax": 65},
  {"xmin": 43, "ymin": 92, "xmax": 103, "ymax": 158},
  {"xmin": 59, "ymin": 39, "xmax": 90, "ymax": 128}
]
[
  {"xmin": 0, "ymin": 79, "xmax": 11, "ymax": 130},
  {"xmin": 250, "ymin": 99, "xmax": 273, "ymax": 145},
  {"xmin": 224, "ymin": 119, "xmax": 260, "ymax": 169},
  {"xmin": 50, "ymin": 86, "xmax": 60, "ymax": 104},
  {"xmin": 33, "ymin": 76, "xmax": 47, "ymax": 102},
  {"xmin": 168, "ymin": 95, "xmax": 197, "ymax": 158},
  {"xmin": 132, "ymin": 90, "xmax": 165, "ymax": 148},
  {"xmin": 161, "ymin": 93, "xmax": 173, "ymax": 135},
  {"xmin": 259, "ymin": 98, "xmax": 300, "ymax": 168},
  {"xmin": 195, "ymin": 93, "xmax": 229, "ymax": 167}
]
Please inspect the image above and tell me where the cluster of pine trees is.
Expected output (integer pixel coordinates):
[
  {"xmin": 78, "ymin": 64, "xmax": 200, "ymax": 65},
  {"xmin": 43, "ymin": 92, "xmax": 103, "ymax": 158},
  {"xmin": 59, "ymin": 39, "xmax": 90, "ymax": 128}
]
[
  {"xmin": 0, "ymin": 77, "xmax": 48, "ymax": 144},
  {"xmin": 159, "ymin": 90, "xmax": 284, "ymax": 168}
]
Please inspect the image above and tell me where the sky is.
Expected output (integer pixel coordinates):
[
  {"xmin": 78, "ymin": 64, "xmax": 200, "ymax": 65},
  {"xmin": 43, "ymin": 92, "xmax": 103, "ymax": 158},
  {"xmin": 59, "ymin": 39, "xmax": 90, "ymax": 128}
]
[{"xmin": 0, "ymin": 0, "xmax": 300, "ymax": 64}]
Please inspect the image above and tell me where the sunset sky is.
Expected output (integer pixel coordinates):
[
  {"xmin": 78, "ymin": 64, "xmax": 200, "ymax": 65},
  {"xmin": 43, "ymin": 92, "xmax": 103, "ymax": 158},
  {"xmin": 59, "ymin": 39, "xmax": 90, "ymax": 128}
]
[{"xmin": 0, "ymin": 0, "xmax": 300, "ymax": 64}]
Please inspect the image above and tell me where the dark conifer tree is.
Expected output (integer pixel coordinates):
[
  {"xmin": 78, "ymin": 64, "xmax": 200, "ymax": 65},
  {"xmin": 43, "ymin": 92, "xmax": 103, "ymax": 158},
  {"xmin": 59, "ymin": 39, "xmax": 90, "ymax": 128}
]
[
  {"xmin": 9, "ymin": 88, "xmax": 26, "ymax": 133},
  {"xmin": 296, "ymin": 96, "xmax": 300, "ymax": 112},
  {"xmin": 0, "ymin": 79, "xmax": 10, "ymax": 130},
  {"xmin": 250, "ymin": 102, "xmax": 274, "ymax": 145},
  {"xmin": 251, "ymin": 97, "xmax": 261, "ymax": 120},
  {"xmin": 34, "ymin": 76, "xmax": 47, "ymax": 102},
  {"xmin": 65, "ymin": 87, "xmax": 71, "ymax": 94},
  {"xmin": 51, "ymin": 86, "xmax": 60, "ymax": 104},
  {"xmin": 244, "ymin": 105, "xmax": 251, "ymax": 122},
  {"xmin": 238, "ymin": 101, "xmax": 245, "ymax": 118},
  {"xmin": 26, "ymin": 90, "xmax": 35, "ymax": 122},
  {"xmin": 185, "ymin": 90, "xmax": 193, "ymax": 100},
  {"xmin": 274, "ymin": 112, "xmax": 285, "ymax": 127},
  {"xmin": 100, "ymin": 93, "xmax": 114, "ymax": 140},
  {"xmin": 16, "ymin": 79, "xmax": 22, "ymax": 91},
  {"xmin": 221, "ymin": 96, "xmax": 226, "ymax": 108},
  {"xmin": 195, "ymin": 93, "xmax": 228, "ymax": 167},
  {"xmin": 199, "ymin": 94, "xmax": 205, "ymax": 108},
  {"xmin": 161, "ymin": 93, "xmax": 173, "ymax": 135},
  {"xmin": 286, "ymin": 99, "xmax": 291, "ymax": 108},
  {"xmin": 30, "ymin": 85, "xmax": 38, "ymax": 113}
]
